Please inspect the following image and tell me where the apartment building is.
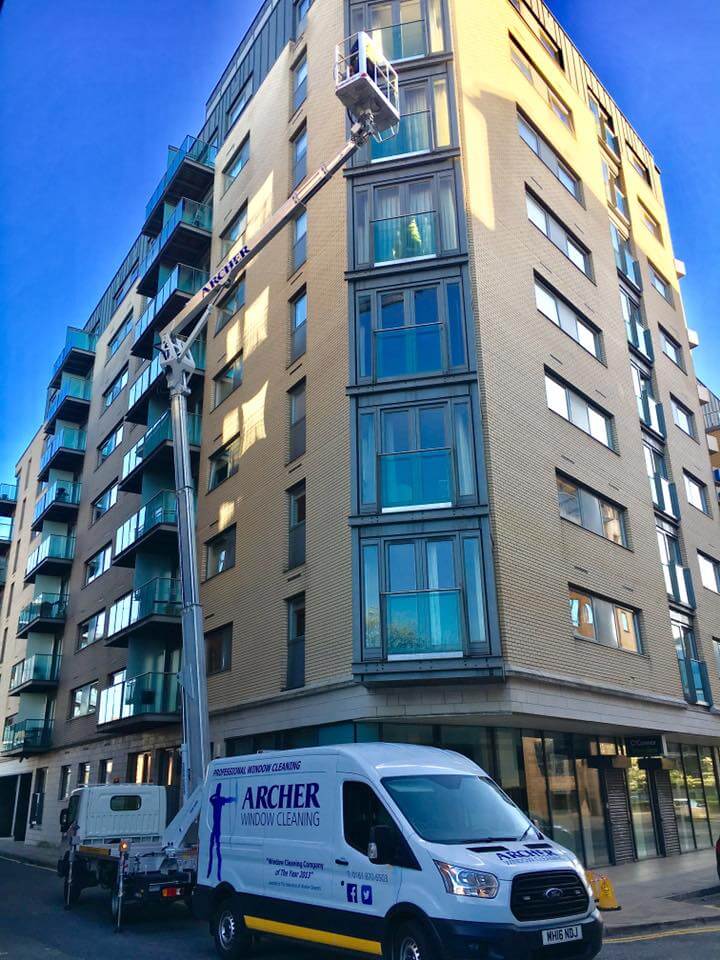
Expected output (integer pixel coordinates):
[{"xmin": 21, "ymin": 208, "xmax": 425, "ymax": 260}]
[{"xmin": 1, "ymin": 0, "xmax": 720, "ymax": 868}]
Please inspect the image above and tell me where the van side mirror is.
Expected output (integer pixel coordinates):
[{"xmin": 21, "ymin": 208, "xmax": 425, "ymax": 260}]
[
  {"xmin": 59, "ymin": 808, "xmax": 69, "ymax": 833},
  {"xmin": 368, "ymin": 824, "xmax": 396, "ymax": 864}
]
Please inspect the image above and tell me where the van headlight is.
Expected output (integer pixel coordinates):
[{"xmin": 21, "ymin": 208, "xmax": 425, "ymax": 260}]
[{"xmin": 434, "ymin": 861, "xmax": 499, "ymax": 899}]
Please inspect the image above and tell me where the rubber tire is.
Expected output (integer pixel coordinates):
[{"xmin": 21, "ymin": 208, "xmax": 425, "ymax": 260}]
[
  {"xmin": 391, "ymin": 919, "xmax": 436, "ymax": 960},
  {"xmin": 212, "ymin": 897, "xmax": 250, "ymax": 959}
]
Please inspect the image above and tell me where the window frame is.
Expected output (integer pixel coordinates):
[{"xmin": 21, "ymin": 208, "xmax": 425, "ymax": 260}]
[
  {"xmin": 526, "ymin": 191, "xmax": 592, "ymax": 277},
  {"xmin": 683, "ymin": 471, "xmax": 709, "ymax": 515},
  {"xmin": 98, "ymin": 422, "xmax": 124, "ymax": 464},
  {"xmin": 205, "ymin": 525, "xmax": 237, "ymax": 580},
  {"xmin": 85, "ymin": 543, "xmax": 112, "ymax": 585},
  {"xmin": 288, "ymin": 379, "xmax": 307, "ymax": 461},
  {"xmin": 556, "ymin": 473, "xmax": 628, "ymax": 547},
  {"xmin": 286, "ymin": 593, "xmax": 306, "ymax": 689},
  {"xmin": 649, "ymin": 263, "xmax": 673, "ymax": 303},
  {"xmin": 91, "ymin": 480, "xmax": 118, "ymax": 523},
  {"xmin": 670, "ymin": 396, "xmax": 696, "ymax": 439},
  {"xmin": 107, "ymin": 311, "xmax": 133, "ymax": 360},
  {"xmin": 215, "ymin": 277, "xmax": 246, "ymax": 335},
  {"xmin": 568, "ymin": 586, "xmax": 642, "ymax": 654},
  {"xmin": 212, "ymin": 352, "xmax": 244, "ymax": 409},
  {"xmin": 660, "ymin": 328, "xmax": 684, "ymax": 370},
  {"xmin": 227, "ymin": 76, "xmax": 252, "ymax": 131},
  {"xmin": 206, "ymin": 623, "xmax": 233, "ymax": 675},
  {"xmin": 534, "ymin": 274, "xmax": 601, "ymax": 359},
  {"xmin": 510, "ymin": 36, "xmax": 573, "ymax": 131},
  {"xmin": 221, "ymin": 203, "xmax": 248, "ymax": 259},
  {"xmin": 69, "ymin": 680, "xmax": 98, "ymax": 720},
  {"xmin": 77, "ymin": 609, "xmax": 107, "ymax": 651},
  {"xmin": 102, "ymin": 366, "xmax": 128, "ymax": 410},
  {"xmin": 698, "ymin": 551, "xmax": 720, "ymax": 594},
  {"xmin": 208, "ymin": 435, "xmax": 242, "ymax": 491},
  {"xmin": 517, "ymin": 110, "xmax": 581, "ymax": 201},
  {"xmin": 222, "ymin": 136, "xmax": 250, "ymax": 193},
  {"xmin": 544, "ymin": 371, "xmax": 615, "ymax": 450},
  {"xmin": 288, "ymin": 480, "xmax": 306, "ymax": 569}
]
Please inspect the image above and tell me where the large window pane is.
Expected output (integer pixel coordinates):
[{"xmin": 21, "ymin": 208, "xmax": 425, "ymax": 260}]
[
  {"xmin": 682, "ymin": 745, "xmax": 712, "ymax": 849},
  {"xmin": 699, "ymin": 747, "xmax": 720, "ymax": 844},
  {"xmin": 360, "ymin": 413, "xmax": 377, "ymax": 507},
  {"xmin": 544, "ymin": 733, "xmax": 583, "ymax": 857},
  {"xmin": 463, "ymin": 538, "xmax": 487, "ymax": 649},
  {"xmin": 575, "ymin": 751, "xmax": 610, "ymax": 867},
  {"xmin": 362, "ymin": 544, "xmax": 381, "ymax": 652},
  {"xmin": 522, "ymin": 733, "xmax": 551, "ymax": 835},
  {"xmin": 627, "ymin": 760, "xmax": 658, "ymax": 859},
  {"xmin": 453, "ymin": 403, "xmax": 475, "ymax": 498},
  {"xmin": 667, "ymin": 743, "xmax": 695, "ymax": 852}
]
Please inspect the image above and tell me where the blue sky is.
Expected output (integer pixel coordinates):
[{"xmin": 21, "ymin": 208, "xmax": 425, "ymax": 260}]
[{"xmin": 0, "ymin": 1, "xmax": 717, "ymax": 478}]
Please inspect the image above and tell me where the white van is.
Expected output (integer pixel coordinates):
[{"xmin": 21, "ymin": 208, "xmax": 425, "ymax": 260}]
[{"xmin": 193, "ymin": 744, "xmax": 602, "ymax": 960}]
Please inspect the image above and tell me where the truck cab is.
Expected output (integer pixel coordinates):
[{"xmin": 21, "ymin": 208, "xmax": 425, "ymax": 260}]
[{"xmin": 194, "ymin": 743, "xmax": 602, "ymax": 960}]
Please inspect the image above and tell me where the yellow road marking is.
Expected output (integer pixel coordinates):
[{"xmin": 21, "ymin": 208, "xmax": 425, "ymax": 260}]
[
  {"xmin": 244, "ymin": 915, "xmax": 383, "ymax": 955},
  {"xmin": 607, "ymin": 923, "xmax": 720, "ymax": 944}
]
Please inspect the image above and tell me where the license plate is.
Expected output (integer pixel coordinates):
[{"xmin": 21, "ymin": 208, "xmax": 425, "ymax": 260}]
[{"xmin": 542, "ymin": 925, "xmax": 582, "ymax": 946}]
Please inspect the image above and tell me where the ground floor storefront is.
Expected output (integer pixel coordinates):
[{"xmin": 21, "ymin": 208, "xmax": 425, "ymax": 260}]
[{"xmin": 226, "ymin": 720, "xmax": 720, "ymax": 868}]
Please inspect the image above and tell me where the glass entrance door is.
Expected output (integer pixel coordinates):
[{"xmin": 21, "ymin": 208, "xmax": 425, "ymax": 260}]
[{"xmin": 627, "ymin": 759, "xmax": 659, "ymax": 859}]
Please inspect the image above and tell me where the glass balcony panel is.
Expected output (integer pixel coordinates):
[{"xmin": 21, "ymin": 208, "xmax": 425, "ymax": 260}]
[
  {"xmin": 98, "ymin": 672, "xmax": 180, "ymax": 725},
  {"xmin": 40, "ymin": 428, "xmax": 86, "ymax": 472},
  {"xmin": 128, "ymin": 340, "xmax": 205, "ymax": 411},
  {"xmin": 139, "ymin": 198, "xmax": 213, "ymax": 280},
  {"xmin": 678, "ymin": 657, "xmax": 713, "ymax": 706},
  {"xmin": 107, "ymin": 578, "xmax": 182, "ymax": 638},
  {"xmin": 145, "ymin": 135, "xmax": 218, "ymax": 221},
  {"xmin": 25, "ymin": 535, "xmax": 75, "ymax": 575},
  {"xmin": 115, "ymin": 491, "xmax": 177, "ymax": 555},
  {"xmin": 370, "ymin": 110, "xmax": 431, "ymax": 161},
  {"xmin": 373, "ymin": 212, "xmax": 437, "ymax": 265},
  {"xmin": 371, "ymin": 20, "xmax": 427, "ymax": 61},
  {"xmin": 1, "ymin": 718, "xmax": 53, "ymax": 752},
  {"xmin": 375, "ymin": 323, "xmax": 443, "ymax": 379},
  {"xmin": 32, "ymin": 480, "xmax": 81, "ymax": 523},
  {"xmin": 122, "ymin": 413, "xmax": 201, "ymax": 481},
  {"xmin": 385, "ymin": 589, "xmax": 463, "ymax": 658},
  {"xmin": 9, "ymin": 654, "xmax": 61, "ymax": 691},
  {"xmin": 380, "ymin": 449, "xmax": 453, "ymax": 511},
  {"xmin": 0, "ymin": 517, "xmax": 12, "ymax": 543},
  {"xmin": 0, "ymin": 482, "xmax": 17, "ymax": 503},
  {"xmin": 51, "ymin": 328, "xmax": 97, "ymax": 380},
  {"xmin": 134, "ymin": 264, "xmax": 209, "ymax": 344},
  {"xmin": 18, "ymin": 592, "xmax": 67, "ymax": 632},
  {"xmin": 46, "ymin": 374, "xmax": 92, "ymax": 421}
]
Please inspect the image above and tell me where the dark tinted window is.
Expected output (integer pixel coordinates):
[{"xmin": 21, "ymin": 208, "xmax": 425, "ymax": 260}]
[
  {"xmin": 342, "ymin": 780, "xmax": 395, "ymax": 854},
  {"xmin": 110, "ymin": 795, "xmax": 142, "ymax": 812}
]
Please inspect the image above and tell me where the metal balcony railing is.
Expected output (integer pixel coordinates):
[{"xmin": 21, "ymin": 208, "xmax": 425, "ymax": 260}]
[
  {"xmin": 145, "ymin": 135, "xmax": 217, "ymax": 222},
  {"xmin": 9, "ymin": 654, "xmax": 61, "ymax": 692},
  {"xmin": 97, "ymin": 671, "xmax": 180, "ymax": 726},
  {"xmin": 115, "ymin": 490, "xmax": 177, "ymax": 556},
  {"xmin": 1, "ymin": 718, "xmax": 53, "ymax": 753},
  {"xmin": 17, "ymin": 593, "xmax": 67, "ymax": 633},
  {"xmin": 134, "ymin": 264, "xmax": 209, "ymax": 345},
  {"xmin": 107, "ymin": 577, "xmax": 182, "ymax": 638},
  {"xmin": 384, "ymin": 588, "xmax": 463, "ymax": 659}
]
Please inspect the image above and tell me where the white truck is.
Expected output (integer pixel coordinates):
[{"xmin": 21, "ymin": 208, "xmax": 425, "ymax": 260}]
[{"xmin": 192, "ymin": 743, "xmax": 603, "ymax": 960}]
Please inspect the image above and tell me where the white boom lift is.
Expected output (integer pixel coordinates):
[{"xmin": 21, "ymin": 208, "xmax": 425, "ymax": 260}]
[{"xmin": 58, "ymin": 33, "xmax": 399, "ymax": 928}]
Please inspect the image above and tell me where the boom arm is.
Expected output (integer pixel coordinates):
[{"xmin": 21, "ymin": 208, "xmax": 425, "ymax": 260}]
[{"xmin": 159, "ymin": 116, "xmax": 376, "ymax": 803}]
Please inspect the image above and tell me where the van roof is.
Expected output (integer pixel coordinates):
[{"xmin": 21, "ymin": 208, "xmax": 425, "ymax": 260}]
[{"xmin": 214, "ymin": 742, "xmax": 484, "ymax": 778}]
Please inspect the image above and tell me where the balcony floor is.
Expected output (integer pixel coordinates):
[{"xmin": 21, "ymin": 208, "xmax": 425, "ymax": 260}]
[
  {"xmin": 37, "ymin": 446, "xmax": 85, "ymax": 483},
  {"xmin": 24, "ymin": 556, "xmax": 73, "ymax": 583},
  {"xmin": 44, "ymin": 396, "xmax": 90, "ymax": 434},
  {"xmin": 8, "ymin": 677, "xmax": 59, "ymax": 695},
  {"xmin": 17, "ymin": 614, "xmax": 65, "ymax": 639},
  {"xmin": 136, "ymin": 227, "xmax": 211, "ymax": 298},
  {"xmin": 112, "ymin": 525, "xmax": 178, "ymax": 568},
  {"xmin": 49, "ymin": 347, "xmax": 95, "ymax": 390},
  {"xmin": 97, "ymin": 711, "xmax": 180, "ymax": 734},
  {"xmin": 143, "ymin": 158, "xmax": 215, "ymax": 237},
  {"xmin": 30, "ymin": 499, "xmax": 80, "ymax": 532},
  {"xmin": 105, "ymin": 614, "xmax": 182, "ymax": 648},
  {"xmin": 0, "ymin": 498, "xmax": 16, "ymax": 519}
]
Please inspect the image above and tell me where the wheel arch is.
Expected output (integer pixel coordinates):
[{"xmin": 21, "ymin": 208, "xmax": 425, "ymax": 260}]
[{"xmin": 383, "ymin": 903, "xmax": 444, "ymax": 958}]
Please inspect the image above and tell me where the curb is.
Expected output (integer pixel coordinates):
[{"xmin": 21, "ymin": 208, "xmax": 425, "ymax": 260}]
[
  {"xmin": 605, "ymin": 914, "xmax": 720, "ymax": 939},
  {"xmin": 0, "ymin": 848, "xmax": 59, "ymax": 871}
]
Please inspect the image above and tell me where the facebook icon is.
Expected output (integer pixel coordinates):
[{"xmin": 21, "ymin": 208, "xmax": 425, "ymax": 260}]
[{"xmin": 347, "ymin": 883, "xmax": 358, "ymax": 903}]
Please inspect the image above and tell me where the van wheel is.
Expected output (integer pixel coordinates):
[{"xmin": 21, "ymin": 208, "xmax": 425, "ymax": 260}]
[
  {"xmin": 213, "ymin": 897, "xmax": 250, "ymax": 959},
  {"xmin": 392, "ymin": 920, "xmax": 434, "ymax": 960}
]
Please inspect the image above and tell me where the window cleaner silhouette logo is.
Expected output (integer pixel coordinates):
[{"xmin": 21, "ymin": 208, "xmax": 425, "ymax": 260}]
[{"xmin": 207, "ymin": 783, "xmax": 237, "ymax": 881}]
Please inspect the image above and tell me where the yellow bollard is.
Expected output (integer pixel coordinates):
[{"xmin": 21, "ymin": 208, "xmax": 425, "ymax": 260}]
[
  {"xmin": 596, "ymin": 874, "xmax": 621, "ymax": 911},
  {"xmin": 586, "ymin": 870, "xmax": 601, "ymax": 904}
]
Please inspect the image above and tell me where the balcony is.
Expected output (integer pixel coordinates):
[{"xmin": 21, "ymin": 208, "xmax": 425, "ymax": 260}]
[
  {"xmin": 120, "ymin": 411, "xmax": 201, "ymax": 494},
  {"xmin": 374, "ymin": 323, "xmax": 452, "ymax": 380},
  {"xmin": 143, "ymin": 135, "xmax": 217, "ymax": 236},
  {"xmin": 106, "ymin": 577, "xmax": 182, "ymax": 647},
  {"xmin": 380, "ymin": 449, "xmax": 453, "ymax": 512},
  {"xmin": 372, "ymin": 20, "xmax": 427, "ymax": 62},
  {"xmin": 678, "ymin": 656, "xmax": 713, "ymax": 707},
  {"xmin": 373, "ymin": 212, "xmax": 437, "ymax": 266},
  {"xmin": 49, "ymin": 328, "xmax": 97, "ymax": 389},
  {"xmin": 1, "ymin": 719, "xmax": 53, "ymax": 756},
  {"xmin": 9, "ymin": 655, "xmax": 61, "ymax": 694},
  {"xmin": 650, "ymin": 474, "xmax": 680, "ymax": 520},
  {"xmin": 0, "ymin": 482, "xmax": 17, "ymax": 518},
  {"xmin": 126, "ymin": 339, "xmax": 205, "ymax": 424},
  {"xmin": 613, "ymin": 244, "xmax": 642, "ymax": 290},
  {"xmin": 132, "ymin": 264, "xmax": 209, "ymax": 359},
  {"xmin": 663, "ymin": 562, "xmax": 696, "ymax": 609},
  {"xmin": 113, "ymin": 490, "xmax": 177, "ymax": 567},
  {"xmin": 136, "ymin": 198, "xmax": 213, "ymax": 297},
  {"xmin": 367, "ymin": 110, "xmax": 431, "ymax": 163},
  {"xmin": 704, "ymin": 406, "xmax": 720, "ymax": 432},
  {"xmin": 17, "ymin": 593, "xmax": 67, "ymax": 638},
  {"xmin": 31, "ymin": 480, "xmax": 81, "ymax": 530},
  {"xmin": 637, "ymin": 393, "xmax": 666, "ymax": 437},
  {"xmin": 0, "ymin": 517, "xmax": 12, "ymax": 553},
  {"xmin": 25, "ymin": 535, "xmax": 75, "ymax": 582},
  {"xmin": 38, "ymin": 427, "xmax": 86, "ymax": 482},
  {"xmin": 44, "ymin": 374, "xmax": 92, "ymax": 433},
  {"xmin": 384, "ymin": 589, "xmax": 463, "ymax": 659},
  {"xmin": 626, "ymin": 316, "xmax": 654, "ymax": 361},
  {"xmin": 97, "ymin": 671, "xmax": 180, "ymax": 731}
]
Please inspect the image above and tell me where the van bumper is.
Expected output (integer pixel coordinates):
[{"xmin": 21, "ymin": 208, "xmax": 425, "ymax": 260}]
[{"xmin": 430, "ymin": 911, "xmax": 603, "ymax": 960}]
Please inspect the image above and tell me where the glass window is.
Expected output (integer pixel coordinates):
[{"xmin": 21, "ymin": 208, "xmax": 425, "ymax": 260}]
[
  {"xmin": 209, "ymin": 436, "xmax": 241, "ymax": 490},
  {"xmin": 77, "ymin": 762, "xmax": 91, "ymax": 786},
  {"xmin": 288, "ymin": 481, "xmax": 306, "ymax": 568},
  {"xmin": 206, "ymin": 526, "xmax": 236, "ymax": 578},
  {"xmin": 77, "ymin": 610, "xmax": 106, "ymax": 651},
  {"xmin": 535, "ymin": 278, "xmax": 599, "ymax": 357},
  {"xmin": 213, "ymin": 353, "xmax": 244, "ymax": 407},
  {"xmin": 108, "ymin": 312, "xmax": 133, "ymax": 358},
  {"xmin": 650, "ymin": 265, "xmax": 672, "ymax": 302},
  {"xmin": 223, "ymin": 136, "xmax": 249, "ymax": 191},
  {"xmin": 206, "ymin": 623, "xmax": 232, "ymax": 675},
  {"xmin": 575, "ymin": 747, "xmax": 610, "ymax": 867},
  {"xmin": 556, "ymin": 475, "xmax": 626, "ymax": 546},
  {"xmin": 627, "ymin": 759, "xmax": 659, "ymax": 859},
  {"xmin": 362, "ymin": 543, "xmax": 381, "ymax": 653},
  {"xmin": 227, "ymin": 76, "xmax": 252, "ymax": 128},
  {"xmin": 85, "ymin": 544, "xmax": 111, "ymax": 585},
  {"xmin": 545, "ymin": 374, "xmax": 613, "ymax": 448},
  {"xmin": 292, "ymin": 126, "xmax": 308, "ymax": 186},
  {"xmin": 639, "ymin": 203, "xmax": 662, "ymax": 242},
  {"xmin": 98, "ymin": 423, "xmax": 124, "ymax": 463},
  {"xmin": 99, "ymin": 759, "xmax": 113, "ymax": 784},
  {"xmin": 70, "ymin": 681, "xmax": 98, "ymax": 719},
  {"xmin": 684, "ymin": 472, "xmax": 708, "ymax": 514},
  {"xmin": 289, "ymin": 380, "xmax": 306, "ymax": 460},
  {"xmin": 293, "ymin": 54, "xmax": 308, "ymax": 111},
  {"xmin": 544, "ymin": 733, "xmax": 582, "ymax": 857},
  {"xmin": 526, "ymin": 193, "xmax": 590, "ymax": 276},
  {"xmin": 215, "ymin": 278, "xmax": 246, "ymax": 335},
  {"xmin": 221, "ymin": 204, "xmax": 248, "ymax": 258},
  {"xmin": 629, "ymin": 149, "xmax": 652, "ymax": 185},
  {"xmin": 698, "ymin": 552, "xmax": 720, "ymax": 593},
  {"xmin": 511, "ymin": 38, "xmax": 573, "ymax": 130},
  {"xmin": 568, "ymin": 588, "xmax": 640, "ymax": 652},
  {"xmin": 92, "ymin": 482, "xmax": 118, "ymax": 522},
  {"xmin": 103, "ymin": 367, "xmax": 128, "ymax": 409},
  {"xmin": 518, "ymin": 113, "xmax": 580, "ymax": 200},
  {"xmin": 671, "ymin": 397, "xmax": 695, "ymax": 437},
  {"xmin": 293, "ymin": 210, "xmax": 307, "ymax": 269},
  {"xmin": 59, "ymin": 765, "xmax": 72, "ymax": 800},
  {"xmin": 661, "ymin": 329, "xmax": 683, "ymax": 368},
  {"xmin": 287, "ymin": 594, "xmax": 305, "ymax": 689},
  {"xmin": 291, "ymin": 290, "xmax": 307, "ymax": 361},
  {"xmin": 682, "ymin": 744, "xmax": 712, "ymax": 848}
]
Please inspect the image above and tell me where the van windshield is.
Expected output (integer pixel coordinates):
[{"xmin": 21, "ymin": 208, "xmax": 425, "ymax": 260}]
[{"xmin": 382, "ymin": 775, "xmax": 532, "ymax": 845}]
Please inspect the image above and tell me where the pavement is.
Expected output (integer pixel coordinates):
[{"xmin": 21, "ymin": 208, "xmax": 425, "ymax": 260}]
[{"xmin": 1, "ymin": 839, "xmax": 720, "ymax": 957}]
